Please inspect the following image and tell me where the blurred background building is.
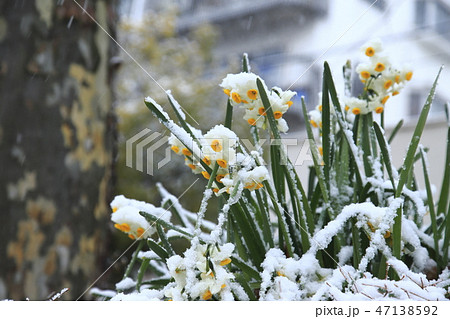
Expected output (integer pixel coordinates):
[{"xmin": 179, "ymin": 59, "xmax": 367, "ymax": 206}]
[{"xmin": 118, "ymin": 0, "xmax": 449, "ymax": 191}]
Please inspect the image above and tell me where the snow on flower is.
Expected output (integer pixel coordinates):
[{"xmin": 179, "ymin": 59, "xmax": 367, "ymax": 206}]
[
  {"xmin": 164, "ymin": 243, "xmax": 235, "ymax": 301},
  {"xmin": 110, "ymin": 195, "xmax": 171, "ymax": 240},
  {"xmin": 220, "ymin": 72, "xmax": 296, "ymax": 133},
  {"xmin": 349, "ymin": 39, "xmax": 412, "ymax": 115}
]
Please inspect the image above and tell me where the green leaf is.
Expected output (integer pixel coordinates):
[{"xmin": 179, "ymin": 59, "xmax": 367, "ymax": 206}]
[
  {"xmin": 321, "ymin": 73, "xmax": 331, "ymax": 183},
  {"xmin": 392, "ymin": 66, "xmax": 442, "ymax": 259},
  {"xmin": 231, "ymin": 257, "xmax": 261, "ymax": 280},
  {"xmin": 140, "ymin": 211, "xmax": 193, "ymax": 238},
  {"xmin": 257, "ymin": 78, "xmax": 281, "ymax": 140},
  {"xmin": 136, "ymin": 258, "xmax": 150, "ymax": 291},
  {"xmin": 373, "ymin": 121, "xmax": 396, "ymax": 190},
  {"xmin": 156, "ymin": 224, "xmax": 175, "ymax": 256},
  {"xmin": 147, "ymin": 238, "xmax": 169, "ymax": 261},
  {"xmin": 144, "ymin": 99, "xmax": 212, "ymax": 174},
  {"xmin": 242, "ymin": 53, "xmax": 250, "ymax": 73},
  {"xmin": 224, "ymin": 99, "xmax": 233, "ymax": 129},
  {"xmin": 388, "ymin": 119, "xmax": 404, "ymax": 144},
  {"xmin": 301, "ymin": 97, "xmax": 329, "ymax": 205},
  {"xmin": 395, "ymin": 66, "xmax": 442, "ymax": 198},
  {"xmin": 167, "ymin": 93, "xmax": 200, "ymax": 147},
  {"xmin": 420, "ymin": 147, "xmax": 440, "ymax": 267},
  {"xmin": 235, "ymin": 274, "xmax": 257, "ymax": 301},
  {"xmin": 437, "ymin": 124, "xmax": 450, "ymax": 217}
]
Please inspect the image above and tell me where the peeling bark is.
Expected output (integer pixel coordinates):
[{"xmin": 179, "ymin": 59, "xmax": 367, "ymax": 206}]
[{"xmin": 0, "ymin": 0, "xmax": 117, "ymax": 300}]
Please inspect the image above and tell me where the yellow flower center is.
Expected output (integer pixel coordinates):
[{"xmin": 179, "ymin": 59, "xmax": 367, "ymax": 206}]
[
  {"xmin": 188, "ymin": 163, "xmax": 197, "ymax": 170},
  {"xmin": 274, "ymin": 111, "xmax": 283, "ymax": 119},
  {"xmin": 247, "ymin": 89, "xmax": 258, "ymax": 100},
  {"xmin": 365, "ymin": 47, "xmax": 375, "ymax": 57},
  {"xmin": 345, "ymin": 105, "xmax": 350, "ymax": 111},
  {"xmin": 118, "ymin": 223, "xmax": 131, "ymax": 232},
  {"xmin": 231, "ymin": 92, "xmax": 241, "ymax": 104},
  {"xmin": 223, "ymin": 88, "xmax": 230, "ymax": 96},
  {"xmin": 203, "ymin": 157, "xmax": 211, "ymax": 166},
  {"xmin": 202, "ymin": 290, "xmax": 212, "ymax": 300},
  {"xmin": 201, "ymin": 171, "xmax": 210, "ymax": 180},
  {"xmin": 258, "ymin": 107, "xmax": 267, "ymax": 116},
  {"xmin": 128, "ymin": 234, "xmax": 136, "ymax": 240},
  {"xmin": 276, "ymin": 271, "xmax": 286, "ymax": 277},
  {"xmin": 217, "ymin": 159, "xmax": 227, "ymax": 168},
  {"xmin": 392, "ymin": 91, "xmax": 399, "ymax": 96},
  {"xmin": 255, "ymin": 183, "xmax": 263, "ymax": 189},
  {"xmin": 170, "ymin": 145, "xmax": 179, "ymax": 154},
  {"xmin": 310, "ymin": 120, "xmax": 318, "ymax": 128},
  {"xmin": 361, "ymin": 71, "xmax": 370, "ymax": 79},
  {"xmin": 375, "ymin": 63, "xmax": 385, "ymax": 72},
  {"xmin": 112, "ymin": 207, "xmax": 118, "ymax": 213},
  {"xmin": 216, "ymin": 174, "xmax": 225, "ymax": 182},
  {"xmin": 287, "ymin": 101, "xmax": 293, "ymax": 107},
  {"xmin": 318, "ymin": 104, "xmax": 323, "ymax": 112},
  {"xmin": 220, "ymin": 258, "xmax": 232, "ymax": 266},
  {"xmin": 384, "ymin": 230, "xmax": 391, "ymax": 239},
  {"xmin": 381, "ymin": 95, "xmax": 390, "ymax": 104},
  {"xmin": 247, "ymin": 118, "xmax": 257, "ymax": 126},
  {"xmin": 352, "ymin": 107, "xmax": 361, "ymax": 115},
  {"xmin": 406, "ymin": 71, "xmax": 413, "ymax": 81},
  {"xmin": 212, "ymin": 188, "xmax": 219, "ymax": 193},
  {"xmin": 395, "ymin": 75, "xmax": 400, "ymax": 83},
  {"xmin": 182, "ymin": 148, "xmax": 192, "ymax": 156},
  {"xmin": 137, "ymin": 227, "xmax": 145, "ymax": 238},
  {"xmin": 221, "ymin": 284, "xmax": 226, "ymax": 289},
  {"xmin": 375, "ymin": 106, "xmax": 384, "ymax": 114},
  {"xmin": 318, "ymin": 146, "xmax": 323, "ymax": 156},
  {"xmin": 210, "ymin": 140, "xmax": 222, "ymax": 152},
  {"xmin": 384, "ymin": 80, "xmax": 392, "ymax": 89},
  {"xmin": 244, "ymin": 182, "xmax": 255, "ymax": 189}
]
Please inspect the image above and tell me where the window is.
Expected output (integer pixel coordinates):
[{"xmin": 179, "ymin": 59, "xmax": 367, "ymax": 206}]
[
  {"xmin": 415, "ymin": 0, "xmax": 450, "ymax": 41},
  {"xmin": 409, "ymin": 90, "xmax": 446, "ymax": 117}
]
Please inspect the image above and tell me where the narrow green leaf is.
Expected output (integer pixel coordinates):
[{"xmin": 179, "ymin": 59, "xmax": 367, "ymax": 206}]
[
  {"xmin": 321, "ymin": 74, "xmax": 331, "ymax": 183},
  {"xmin": 235, "ymin": 274, "xmax": 257, "ymax": 301},
  {"xmin": 140, "ymin": 211, "xmax": 193, "ymax": 238},
  {"xmin": 257, "ymin": 78, "xmax": 281, "ymax": 140},
  {"xmin": 396, "ymin": 66, "xmax": 442, "ymax": 198},
  {"xmin": 144, "ymin": 99, "xmax": 212, "ymax": 174},
  {"xmin": 231, "ymin": 257, "xmax": 261, "ymax": 280},
  {"xmin": 420, "ymin": 147, "xmax": 440, "ymax": 267},
  {"xmin": 122, "ymin": 240, "xmax": 144, "ymax": 280},
  {"xmin": 136, "ymin": 258, "xmax": 150, "ymax": 291},
  {"xmin": 167, "ymin": 93, "xmax": 200, "ymax": 147},
  {"xmin": 224, "ymin": 99, "xmax": 233, "ymax": 129},
  {"xmin": 437, "ymin": 125, "xmax": 450, "ymax": 217},
  {"xmin": 147, "ymin": 238, "xmax": 169, "ymax": 261},
  {"xmin": 242, "ymin": 53, "xmax": 250, "ymax": 73},
  {"xmin": 388, "ymin": 119, "xmax": 404, "ymax": 144},
  {"xmin": 373, "ymin": 121, "xmax": 395, "ymax": 190},
  {"xmin": 255, "ymin": 189, "xmax": 274, "ymax": 248},
  {"xmin": 156, "ymin": 224, "xmax": 175, "ymax": 256},
  {"xmin": 301, "ymin": 97, "xmax": 329, "ymax": 204}
]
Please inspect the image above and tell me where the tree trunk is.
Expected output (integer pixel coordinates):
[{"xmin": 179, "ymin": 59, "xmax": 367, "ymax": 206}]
[{"xmin": 0, "ymin": 0, "xmax": 117, "ymax": 300}]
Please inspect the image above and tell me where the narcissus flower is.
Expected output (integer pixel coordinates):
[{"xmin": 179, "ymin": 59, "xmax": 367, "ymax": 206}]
[
  {"xmin": 164, "ymin": 243, "xmax": 235, "ymax": 301},
  {"xmin": 220, "ymin": 73, "xmax": 295, "ymax": 133},
  {"xmin": 110, "ymin": 195, "xmax": 171, "ymax": 240}
]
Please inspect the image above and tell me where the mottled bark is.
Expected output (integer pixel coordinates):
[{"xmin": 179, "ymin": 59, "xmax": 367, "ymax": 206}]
[{"xmin": 0, "ymin": 0, "xmax": 117, "ymax": 300}]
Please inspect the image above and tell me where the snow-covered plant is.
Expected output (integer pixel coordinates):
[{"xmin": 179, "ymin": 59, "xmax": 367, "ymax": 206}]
[{"xmin": 93, "ymin": 42, "xmax": 450, "ymax": 301}]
